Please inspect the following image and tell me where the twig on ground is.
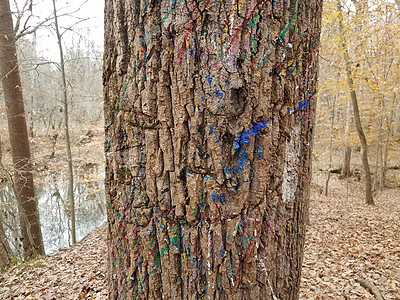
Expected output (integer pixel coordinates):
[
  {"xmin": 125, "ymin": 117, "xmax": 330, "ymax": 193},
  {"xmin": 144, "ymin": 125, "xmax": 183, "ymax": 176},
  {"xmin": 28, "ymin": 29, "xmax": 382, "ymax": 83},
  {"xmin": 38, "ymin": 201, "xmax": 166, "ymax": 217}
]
[{"xmin": 355, "ymin": 278, "xmax": 385, "ymax": 300}]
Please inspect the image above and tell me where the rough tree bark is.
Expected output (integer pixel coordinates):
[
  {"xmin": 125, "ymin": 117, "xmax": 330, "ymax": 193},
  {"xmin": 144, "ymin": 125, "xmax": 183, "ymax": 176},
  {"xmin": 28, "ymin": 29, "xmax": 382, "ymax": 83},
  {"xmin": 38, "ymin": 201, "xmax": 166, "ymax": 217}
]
[
  {"xmin": 0, "ymin": 0, "xmax": 44, "ymax": 258},
  {"xmin": 104, "ymin": 0, "xmax": 322, "ymax": 299},
  {"xmin": 337, "ymin": 0, "xmax": 374, "ymax": 205}
]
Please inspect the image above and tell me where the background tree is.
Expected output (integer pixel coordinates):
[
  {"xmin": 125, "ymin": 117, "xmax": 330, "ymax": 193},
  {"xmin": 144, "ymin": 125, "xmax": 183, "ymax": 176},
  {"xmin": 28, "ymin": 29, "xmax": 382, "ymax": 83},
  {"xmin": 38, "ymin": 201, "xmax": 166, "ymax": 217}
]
[
  {"xmin": 0, "ymin": 0, "xmax": 44, "ymax": 258},
  {"xmin": 315, "ymin": 0, "xmax": 400, "ymax": 202},
  {"xmin": 104, "ymin": 0, "xmax": 322, "ymax": 299},
  {"xmin": 0, "ymin": 138, "xmax": 12, "ymax": 270},
  {"xmin": 52, "ymin": 0, "xmax": 76, "ymax": 245},
  {"xmin": 0, "ymin": 213, "xmax": 11, "ymax": 271},
  {"xmin": 337, "ymin": 0, "xmax": 373, "ymax": 205}
]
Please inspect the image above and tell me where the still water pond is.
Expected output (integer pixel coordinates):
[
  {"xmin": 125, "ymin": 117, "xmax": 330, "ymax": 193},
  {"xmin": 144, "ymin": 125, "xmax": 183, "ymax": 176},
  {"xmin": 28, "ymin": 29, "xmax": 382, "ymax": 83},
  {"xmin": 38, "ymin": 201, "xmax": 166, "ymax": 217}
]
[{"xmin": 38, "ymin": 165, "xmax": 106, "ymax": 253}]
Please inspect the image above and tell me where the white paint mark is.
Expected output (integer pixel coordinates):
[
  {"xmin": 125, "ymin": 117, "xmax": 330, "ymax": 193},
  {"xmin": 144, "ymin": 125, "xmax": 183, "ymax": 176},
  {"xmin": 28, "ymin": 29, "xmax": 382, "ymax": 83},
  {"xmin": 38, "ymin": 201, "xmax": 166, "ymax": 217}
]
[
  {"xmin": 258, "ymin": 259, "xmax": 279, "ymax": 300},
  {"xmin": 282, "ymin": 123, "xmax": 301, "ymax": 203}
]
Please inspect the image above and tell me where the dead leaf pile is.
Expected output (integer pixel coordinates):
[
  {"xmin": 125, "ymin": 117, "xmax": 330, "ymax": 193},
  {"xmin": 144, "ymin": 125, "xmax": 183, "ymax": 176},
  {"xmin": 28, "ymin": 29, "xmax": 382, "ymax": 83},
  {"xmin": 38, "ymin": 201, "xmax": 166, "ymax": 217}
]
[
  {"xmin": 300, "ymin": 172, "xmax": 400, "ymax": 300},
  {"xmin": 0, "ymin": 225, "xmax": 107, "ymax": 299}
]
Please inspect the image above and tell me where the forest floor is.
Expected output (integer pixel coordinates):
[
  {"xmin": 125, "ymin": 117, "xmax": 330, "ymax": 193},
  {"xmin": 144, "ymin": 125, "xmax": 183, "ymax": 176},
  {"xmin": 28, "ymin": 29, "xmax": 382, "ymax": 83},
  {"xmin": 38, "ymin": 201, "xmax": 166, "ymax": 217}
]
[
  {"xmin": 0, "ymin": 173, "xmax": 398, "ymax": 299},
  {"xmin": 0, "ymin": 224, "xmax": 108, "ymax": 299},
  {"xmin": 300, "ymin": 173, "xmax": 400, "ymax": 300},
  {"xmin": 0, "ymin": 126, "xmax": 399, "ymax": 299}
]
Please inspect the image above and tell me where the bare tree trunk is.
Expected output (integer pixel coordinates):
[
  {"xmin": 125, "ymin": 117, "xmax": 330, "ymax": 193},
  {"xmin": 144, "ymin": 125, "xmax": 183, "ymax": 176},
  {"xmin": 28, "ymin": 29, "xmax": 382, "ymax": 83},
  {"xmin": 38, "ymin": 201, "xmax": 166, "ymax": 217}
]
[
  {"xmin": 381, "ymin": 95, "xmax": 395, "ymax": 187},
  {"xmin": 340, "ymin": 97, "xmax": 352, "ymax": 179},
  {"xmin": 340, "ymin": 146, "xmax": 352, "ymax": 178},
  {"xmin": 0, "ymin": 209, "xmax": 12, "ymax": 271},
  {"xmin": 381, "ymin": 131, "xmax": 390, "ymax": 187},
  {"xmin": 0, "ymin": 138, "xmax": 12, "ymax": 270},
  {"xmin": 373, "ymin": 113, "xmax": 383, "ymax": 191},
  {"xmin": 0, "ymin": 0, "xmax": 45, "ymax": 257},
  {"xmin": 52, "ymin": 0, "xmax": 76, "ymax": 244},
  {"xmin": 325, "ymin": 97, "xmax": 335, "ymax": 196},
  {"xmin": 104, "ymin": 0, "xmax": 323, "ymax": 299},
  {"xmin": 337, "ymin": 0, "xmax": 374, "ymax": 205},
  {"xmin": 28, "ymin": 32, "xmax": 37, "ymax": 138}
]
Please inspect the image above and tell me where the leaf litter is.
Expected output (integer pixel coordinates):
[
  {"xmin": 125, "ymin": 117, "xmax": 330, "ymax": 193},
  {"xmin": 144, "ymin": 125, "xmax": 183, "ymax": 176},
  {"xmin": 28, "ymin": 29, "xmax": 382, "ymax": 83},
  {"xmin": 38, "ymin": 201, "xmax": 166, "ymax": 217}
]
[
  {"xmin": 300, "ymin": 172, "xmax": 400, "ymax": 300},
  {"xmin": 0, "ymin": 225, "xmax": 107, "ymax": 299}
]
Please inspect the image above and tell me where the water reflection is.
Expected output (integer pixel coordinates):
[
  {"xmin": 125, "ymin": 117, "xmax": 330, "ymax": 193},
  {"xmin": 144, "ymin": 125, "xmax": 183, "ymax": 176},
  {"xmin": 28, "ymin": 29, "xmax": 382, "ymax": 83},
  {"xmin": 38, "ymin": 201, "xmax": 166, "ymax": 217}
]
[
  {"xmin": 0, "ymin": 187, "xmax": 21, "ymax": 254},
  {"xmin": 38, "ymin": 164, "xmax": 106, "ymax": 253}
]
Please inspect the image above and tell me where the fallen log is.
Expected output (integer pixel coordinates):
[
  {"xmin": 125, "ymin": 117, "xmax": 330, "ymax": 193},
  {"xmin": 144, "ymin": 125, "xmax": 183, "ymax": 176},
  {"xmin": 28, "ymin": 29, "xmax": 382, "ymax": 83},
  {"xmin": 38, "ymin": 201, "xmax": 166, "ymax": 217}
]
[{"xmin": 355, "ymin": 278, "xmax": 385, "ymax": 300}]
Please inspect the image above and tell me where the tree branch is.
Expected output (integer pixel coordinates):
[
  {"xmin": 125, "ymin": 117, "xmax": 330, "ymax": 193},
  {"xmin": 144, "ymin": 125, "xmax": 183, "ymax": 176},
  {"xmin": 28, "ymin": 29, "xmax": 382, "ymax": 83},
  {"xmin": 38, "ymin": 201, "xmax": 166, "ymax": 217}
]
[{"xmin": 356, "ymin": 278, "xmax": 385, "ymax": 300}]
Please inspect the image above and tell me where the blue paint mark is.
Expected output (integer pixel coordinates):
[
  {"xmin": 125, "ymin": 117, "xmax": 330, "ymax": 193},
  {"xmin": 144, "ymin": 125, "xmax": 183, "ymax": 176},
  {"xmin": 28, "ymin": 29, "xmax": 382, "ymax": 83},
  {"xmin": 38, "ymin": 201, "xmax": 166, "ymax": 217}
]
[
  {"xmin": 234, "ymin": 129, "xmax": 250, "ymax": 150},
  {"xmin": 249, "ymin": 120, "xmax": 268, "ymax": 136},
  {"xmin": 256, "ymin": 136, "xmax": 263, "ymax": 160},
  {"xmin": 211, "ymin": 192, "xmax": 226, "ymax": 203},
  {"xmin": 299, "ymin": 99, "xmax": 309, "ymax": 111},
  {"xmin": 220, "ymin": 163, "xmax": 231, "ymax": 174},
  {"xmin": 283, "ymin": 107, "xmax": 291, "ymax": 117},
  {"xmin": 214, "ymin": 88, "xmax": 224, "ymax": 99},
  {"xmin": 234, "ymin": 120, "xmax": 268, "ymax": 150},
  {"xmin": 209, "ymin": 124, "xmax": 217, "ymax": 135},
  {"xmin": 205, "ymin": 175, "xmax": 213, "ymax": 181},
  {"xmin": 205, "ymin": 75, "xmax": 213, "ymax": 84},
  {"xmin": 219, "ymin": 246, "xmax": 226, "ymax": 258},
  {"xmin": 250, "ymin": 169, "xmax": 255, "ymax": 188},
  {"xmin": 237, "ymin": 148, "xmax": 248, "ymax": 171},
  {"xmin": 220, "ymin": 147, "xmax": 249, "ymax": 177}
]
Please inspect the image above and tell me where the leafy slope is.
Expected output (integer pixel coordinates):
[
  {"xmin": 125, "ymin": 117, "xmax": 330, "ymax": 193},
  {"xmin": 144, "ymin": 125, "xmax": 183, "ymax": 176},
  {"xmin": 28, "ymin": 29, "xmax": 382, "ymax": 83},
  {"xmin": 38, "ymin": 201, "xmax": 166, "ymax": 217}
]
[{"xmin": 0, "ymin": 225, "xmax": 107, "ymax": 299}]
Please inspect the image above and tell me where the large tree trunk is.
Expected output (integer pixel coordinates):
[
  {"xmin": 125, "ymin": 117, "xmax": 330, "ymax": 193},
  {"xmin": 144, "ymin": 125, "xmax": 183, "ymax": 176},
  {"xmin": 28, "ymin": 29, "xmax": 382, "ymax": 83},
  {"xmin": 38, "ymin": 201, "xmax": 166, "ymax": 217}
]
[
  {"xmin": 0, "ymin": 0, "xmax": 45, "ymax": 257},
  {"xmin": 104, "ymin": 1, "xmax": 323, "ymax": 299},
  {"xmin": 337, "ymin": 0, "xmax": 374, "ymax": 205}
]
